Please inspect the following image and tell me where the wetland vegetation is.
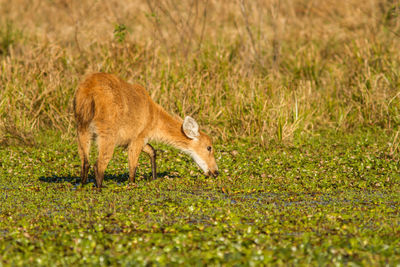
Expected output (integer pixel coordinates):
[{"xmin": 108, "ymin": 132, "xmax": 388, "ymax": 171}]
[
  {"xmin": 1, "ymin": 130, "xmax": 399, "ymax": 265},
  {"xmin": 1, "ymin": 0, "xmax": 400, "ymax": 265}
]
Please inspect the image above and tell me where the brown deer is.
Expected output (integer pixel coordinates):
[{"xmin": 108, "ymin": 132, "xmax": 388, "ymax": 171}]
[{"xmin": 73, "ymin": 73, "xmax": 219, "ymax": 188}]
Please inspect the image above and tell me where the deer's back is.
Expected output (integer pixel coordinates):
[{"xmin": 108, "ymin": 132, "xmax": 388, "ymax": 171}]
[{"xmin": 76, "ymin": 73, "xmax": 157, "ymax": 143}]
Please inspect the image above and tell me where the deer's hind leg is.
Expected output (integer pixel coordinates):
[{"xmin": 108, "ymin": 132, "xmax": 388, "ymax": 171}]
[
  {"xmin": 77, "ymin": 127, "xmax": 91, "ymax": 184},
  {"xmin": 142, "ymin": 144, "xmax": 157, "ymax": 181}
]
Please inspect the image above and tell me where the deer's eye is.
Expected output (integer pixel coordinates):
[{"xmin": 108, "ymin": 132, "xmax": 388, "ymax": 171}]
[{"xmin": 207, "ymin": 146, "xmax": 212, "ymax": 152}]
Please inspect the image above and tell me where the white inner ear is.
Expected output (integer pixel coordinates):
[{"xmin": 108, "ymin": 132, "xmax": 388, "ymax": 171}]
[{"xmin": 182, "ymin": 116, "xmax": 200, "ymax": 139}]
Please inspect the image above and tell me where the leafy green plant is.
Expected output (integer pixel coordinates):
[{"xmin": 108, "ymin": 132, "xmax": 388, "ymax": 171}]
[{"xmin": 113, "ymin": 23, "xmax": 127, "ymax": 43}]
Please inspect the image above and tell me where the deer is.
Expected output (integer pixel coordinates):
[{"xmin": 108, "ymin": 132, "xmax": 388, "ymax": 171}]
[{"xmin": 73, "ymin": 73, "xmax": 219, "ymax": 188}]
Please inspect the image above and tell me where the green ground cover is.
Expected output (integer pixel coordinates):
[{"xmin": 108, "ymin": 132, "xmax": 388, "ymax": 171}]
[
  {"xmin": 0, "ymin": 129, "xmax": 399, "ymax": 266},
  {"xmin": 1, "ymin": 1, "xmax": 400, "ymax": 266}
]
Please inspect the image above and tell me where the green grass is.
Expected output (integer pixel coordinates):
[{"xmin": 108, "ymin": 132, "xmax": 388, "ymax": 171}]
[{"xmin": 1, "ymin": 129, "xmax": 399, "ymax": 266}]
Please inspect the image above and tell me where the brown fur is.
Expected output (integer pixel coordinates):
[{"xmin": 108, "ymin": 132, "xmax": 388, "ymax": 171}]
[{"xmin": 74, "ymin": 73, "xmax": 218, "ymax": 188}]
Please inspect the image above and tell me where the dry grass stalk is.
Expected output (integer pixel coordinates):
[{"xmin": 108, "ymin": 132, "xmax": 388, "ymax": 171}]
[{"xmin": 0, "ymin": 0, "xmax": 399, "ymax": 146}]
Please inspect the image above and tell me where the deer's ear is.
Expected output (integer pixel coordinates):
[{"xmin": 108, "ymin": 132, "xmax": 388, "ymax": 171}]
[{"xmin": 182, "ymin": 116, "xmax": 200, "ymax": 139}]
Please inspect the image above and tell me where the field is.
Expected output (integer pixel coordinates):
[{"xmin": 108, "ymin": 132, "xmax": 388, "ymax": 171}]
[{"xmin": 1, "ymin": 0, "xmax": 400, "ymax": 265}]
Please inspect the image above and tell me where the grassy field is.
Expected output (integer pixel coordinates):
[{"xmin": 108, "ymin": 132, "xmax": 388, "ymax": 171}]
[
  {"xmin": 1, "ymin": 0, "xmax": 400, "ymax": 265},
  {"xmin": 1, "ymin": 130, "xmax": 400, "ymax": 265}
]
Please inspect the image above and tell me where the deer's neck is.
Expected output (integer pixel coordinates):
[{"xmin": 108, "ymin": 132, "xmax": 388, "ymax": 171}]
[{"xmin": 151, "ymin": 106, "xmax": 191, "ymax": 150}]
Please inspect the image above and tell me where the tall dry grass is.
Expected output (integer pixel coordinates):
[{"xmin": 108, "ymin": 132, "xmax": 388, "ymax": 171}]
[{"xmin": 0, "ymin": 0, "xmax": 400, "ymax": 146}]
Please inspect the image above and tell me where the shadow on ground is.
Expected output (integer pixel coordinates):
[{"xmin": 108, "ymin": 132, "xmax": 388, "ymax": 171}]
[
  {"xmin": 39, "ymin": 171, "xmax": 180, "ymax": 185},
  {"xmin": 39, "ymin": 174, "xmax": 79, "ymax": 184}
]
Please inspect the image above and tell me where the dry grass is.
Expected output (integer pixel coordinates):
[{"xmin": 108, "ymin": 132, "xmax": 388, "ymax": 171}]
[{"xmin": 1, "ymin": 0, "xmax": 400, "ymax": 146}]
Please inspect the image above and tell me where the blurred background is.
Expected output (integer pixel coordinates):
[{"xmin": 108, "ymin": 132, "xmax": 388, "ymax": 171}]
[{"xmin": 1, "ymin": 0, "xmax": 400, "ymax": 147}]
